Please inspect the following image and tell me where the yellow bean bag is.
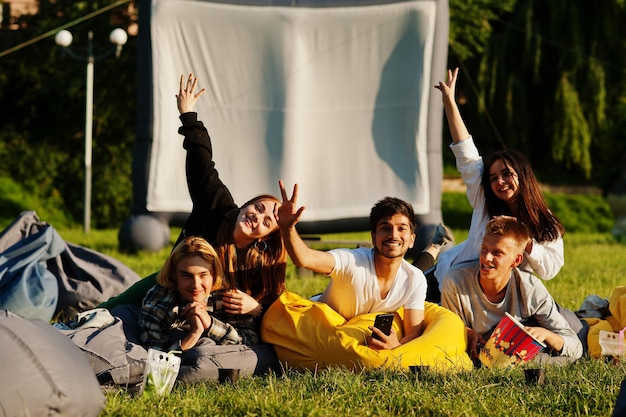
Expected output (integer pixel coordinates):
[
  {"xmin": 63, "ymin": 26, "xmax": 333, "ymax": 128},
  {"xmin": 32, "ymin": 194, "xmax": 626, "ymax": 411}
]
[
  {"xmin": 587, "ymin": 286, "xmax": 626, "ymax": 358},
  {"xmin": 261, "ymin": 292, "xmax": 472, "ymax": 372}
]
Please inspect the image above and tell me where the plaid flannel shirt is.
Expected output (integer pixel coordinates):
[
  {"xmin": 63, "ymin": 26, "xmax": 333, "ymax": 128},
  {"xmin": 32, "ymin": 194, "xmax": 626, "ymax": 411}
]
[{"xmin": 139, "ymin": 284, "xmax": 242, "ymax": 352}]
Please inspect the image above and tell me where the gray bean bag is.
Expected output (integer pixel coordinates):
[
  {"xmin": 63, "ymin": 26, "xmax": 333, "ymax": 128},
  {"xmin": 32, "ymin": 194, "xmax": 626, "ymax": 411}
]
[
  {"xmin": 58, "ymin": 304, "xmax": 281, "ymax": 388},
  {"xmin": 57, "ymin": 305, "xmax": 148, "ymax": 387},
  {"xmin": 0, "ymin": 310, "xmax": 105, "ymax": 417}
]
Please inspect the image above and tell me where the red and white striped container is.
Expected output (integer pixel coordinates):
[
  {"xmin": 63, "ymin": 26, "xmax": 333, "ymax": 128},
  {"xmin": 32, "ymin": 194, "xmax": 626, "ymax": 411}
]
[{"xmin": 478, "ymin": 312, "xmax": 546, "ymax": 369}]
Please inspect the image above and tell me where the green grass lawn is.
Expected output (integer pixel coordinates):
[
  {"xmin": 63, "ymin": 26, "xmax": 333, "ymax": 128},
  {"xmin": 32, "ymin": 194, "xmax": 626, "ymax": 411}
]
[
  {"xmin": 56, "ymin": 227, "xmax": 626, "ymax": 416},
  {"xmin": 101, "ymin": 359, "xmax": 624, "ymax": 416}
]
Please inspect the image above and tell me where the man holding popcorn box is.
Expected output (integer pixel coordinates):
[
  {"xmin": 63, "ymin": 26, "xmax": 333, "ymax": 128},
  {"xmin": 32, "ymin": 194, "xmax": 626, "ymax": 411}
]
[{"xmin": 441, "ymin": 216, "xmax": 584, "ymax": 368}]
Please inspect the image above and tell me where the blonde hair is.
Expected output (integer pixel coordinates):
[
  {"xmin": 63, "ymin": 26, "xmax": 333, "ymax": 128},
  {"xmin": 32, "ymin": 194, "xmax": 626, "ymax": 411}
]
[
  {"xmin": 485, "ymin": 215, "xmax": 531, "ymax": 254},
  {"xmin": 156, "ymin": 236, "xmax": 225, "ymax": 292}
]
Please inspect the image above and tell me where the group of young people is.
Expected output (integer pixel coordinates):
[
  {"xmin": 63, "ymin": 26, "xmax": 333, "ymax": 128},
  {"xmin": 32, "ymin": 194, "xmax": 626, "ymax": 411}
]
[{"xmin": 118, "ymin": 69, "xmax": 584, "ymax": 366}]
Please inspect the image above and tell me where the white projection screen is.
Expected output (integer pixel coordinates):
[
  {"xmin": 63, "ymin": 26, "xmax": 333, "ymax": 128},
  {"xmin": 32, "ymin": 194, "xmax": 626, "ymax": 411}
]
[{"xmin": 128, "ymin": 0, "xmax": 449, "ymax": 244}]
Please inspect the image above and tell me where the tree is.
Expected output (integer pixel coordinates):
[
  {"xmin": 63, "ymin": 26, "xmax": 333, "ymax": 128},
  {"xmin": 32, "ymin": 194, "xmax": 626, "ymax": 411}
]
[
  {"xmin": 448, "ymin": 0, "xmax": 626, "ymax": 190},
  {"xmin": 447, "ymin": 0, "xmax": 516, "ymax": 61},
  {"xmin": 0, "ymin": 0, "xmax": 136, "ymax": 227}
]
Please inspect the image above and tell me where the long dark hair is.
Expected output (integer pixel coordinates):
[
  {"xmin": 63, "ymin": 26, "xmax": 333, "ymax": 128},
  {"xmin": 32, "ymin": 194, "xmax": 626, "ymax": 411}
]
[
  {"xmin": 215, "ymin": 194, "xmax": 286, "ymax": 305},
  {"xmin": 482, "ymin": 150, "xmax": 565, "ymax": 242}
]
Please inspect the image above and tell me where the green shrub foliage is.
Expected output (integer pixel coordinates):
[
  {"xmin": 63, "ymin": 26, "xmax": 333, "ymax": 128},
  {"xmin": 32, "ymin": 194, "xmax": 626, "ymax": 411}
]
[{"xmin": 441, "ymin": 191, "xmax": 613, "ymax": 234}]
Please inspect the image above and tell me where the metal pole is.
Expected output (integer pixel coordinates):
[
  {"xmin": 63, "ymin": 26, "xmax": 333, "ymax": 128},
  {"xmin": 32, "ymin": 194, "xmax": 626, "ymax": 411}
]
[{"xmin": 84, "ymin": 30, "xmax": 94, "ymax": 233}]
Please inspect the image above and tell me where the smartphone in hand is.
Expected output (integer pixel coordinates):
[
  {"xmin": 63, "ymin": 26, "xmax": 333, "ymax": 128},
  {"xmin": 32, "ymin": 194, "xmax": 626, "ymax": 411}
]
[{"xmin": 372, "ymin": 313, "xmax": 394, "ymax": 341}]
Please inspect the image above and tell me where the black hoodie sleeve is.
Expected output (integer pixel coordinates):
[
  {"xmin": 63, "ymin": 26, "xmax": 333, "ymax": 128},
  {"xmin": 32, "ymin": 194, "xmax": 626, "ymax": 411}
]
[{"xmin": 175, "ymin": 112, "xmax": 238, "ymax": 245}]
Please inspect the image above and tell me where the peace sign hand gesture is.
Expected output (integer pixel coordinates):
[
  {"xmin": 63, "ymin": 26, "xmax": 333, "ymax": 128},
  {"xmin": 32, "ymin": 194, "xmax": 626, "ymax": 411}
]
[
  {"xmin": 434, "ymin": 67, "xmax": 459, "ymax": 105},
  {"xmin": 277, "ymin": 180, "xmax": 305, "ymax": 230}
]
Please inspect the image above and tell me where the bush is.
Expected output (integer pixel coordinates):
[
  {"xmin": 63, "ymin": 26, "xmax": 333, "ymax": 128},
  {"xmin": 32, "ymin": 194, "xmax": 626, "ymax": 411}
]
[
  {"xmin": 441, "ymin": 192, "xmax": 473, "ymax": 230},
  {"xmin": 545, "ymin": 193, "xmax": 614, "ymax": 233},
  {"xmin": 0, "ymin": 177, "xmax": 73, "ymax": 229},
  {"xmin": 441, "ymin": 191, "xmax": 614, "ymax": 234},
  {"xmin": 1, "ymin": 177, "xmax": 614, "ymax": 235}
]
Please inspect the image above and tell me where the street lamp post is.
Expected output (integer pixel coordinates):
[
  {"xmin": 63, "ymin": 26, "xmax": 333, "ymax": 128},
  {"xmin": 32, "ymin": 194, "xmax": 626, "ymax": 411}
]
[{"xmin": 55, "ymin": 28, "xmax": 128, "ymax": 233}]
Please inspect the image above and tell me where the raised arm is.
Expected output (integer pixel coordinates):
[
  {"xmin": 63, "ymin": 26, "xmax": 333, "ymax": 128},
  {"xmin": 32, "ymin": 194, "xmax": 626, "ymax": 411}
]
[
  {"xmin": 434, "ymin": 68, "xmax": 471, "ymax": 144},
  {"xmin": 175, "ymin": 73, "xmax": 237, "ymax": 245},
  {"xmin": 277, "ymin": 180, "xmax": 335, "ymax": 274}
]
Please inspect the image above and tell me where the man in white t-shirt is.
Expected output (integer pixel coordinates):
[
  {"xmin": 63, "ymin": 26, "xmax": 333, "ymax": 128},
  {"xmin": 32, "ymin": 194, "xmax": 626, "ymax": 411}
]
[{"xmin": 277, "ymin": 181, "xmax": 427, "ymax": 350}]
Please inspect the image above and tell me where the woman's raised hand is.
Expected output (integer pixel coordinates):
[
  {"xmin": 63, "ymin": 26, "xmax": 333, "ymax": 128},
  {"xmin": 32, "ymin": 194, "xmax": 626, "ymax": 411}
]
[
  {"xmin": 176, "ymin": 73, "xmax": 206, "ymax": 114},
  {"xmin": 433, "ymin": 68, "xmax": 470, "ymax": 143},
  {"xmin": 434, "ymin": 68, "xmax": 459, "ymax": 104},
  {"xmin": 277, "ymin": 180, "xmax": 305, "ymax": 230}
]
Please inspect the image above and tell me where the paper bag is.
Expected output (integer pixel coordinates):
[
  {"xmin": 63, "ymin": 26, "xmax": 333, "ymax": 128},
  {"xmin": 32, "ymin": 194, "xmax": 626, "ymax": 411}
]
[{"xmin": 599, "ymin": 328, "xmax": 626, "ymax": 357}]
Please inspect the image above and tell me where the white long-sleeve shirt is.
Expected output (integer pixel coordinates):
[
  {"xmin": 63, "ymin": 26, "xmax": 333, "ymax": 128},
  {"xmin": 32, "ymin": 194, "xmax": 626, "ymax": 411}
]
[{"xmin": 434, "ymin": 137, "xmax": 564, "ymax": 285}]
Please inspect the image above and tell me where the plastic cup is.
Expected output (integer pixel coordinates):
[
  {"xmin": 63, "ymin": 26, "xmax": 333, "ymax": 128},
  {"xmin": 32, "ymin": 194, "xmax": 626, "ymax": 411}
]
[
  {"xmin": 524, "ymin": 368, "xmax": 546, "ymax": 385},
  {"xmin": 218, "ymin": 368, "xmax": 240, "ymax": 384},
  {"xmin": 409, "ymin": 365, "xmax": 430, "ymax": 375}
]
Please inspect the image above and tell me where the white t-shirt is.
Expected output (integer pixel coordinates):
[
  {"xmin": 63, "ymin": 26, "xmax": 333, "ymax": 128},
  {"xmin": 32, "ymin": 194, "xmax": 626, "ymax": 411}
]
[{"xmin": 317, "ymin": 247, "xmax": 426, "ymax": 320}]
